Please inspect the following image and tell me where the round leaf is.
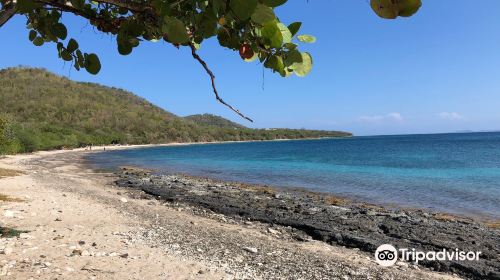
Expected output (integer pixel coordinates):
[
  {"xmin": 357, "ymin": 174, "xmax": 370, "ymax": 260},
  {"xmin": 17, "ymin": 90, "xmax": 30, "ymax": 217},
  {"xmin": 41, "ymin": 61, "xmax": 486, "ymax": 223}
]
[
  {"xmin": 162, "ymin": 17, "xmax": 190, "ymax": 44},
  {"xmin": 261, "ymin": 22, "xmax": 283, "ymax": 48},
  {"xmin": 251, "ymin": 4, "xmax": 276, "ymax": 24},
  {"xmin": 32, "ymin": 37, "xmax": 44, "ymax": 46},
  {"xmin": 85, "ymin": 53, "xmax": 101, "ymax": 75},
  {"xmin": 292, "ymin": 52, "xmax": 312, "ymax": 77},
  {"xmin": 118, "ymin": 41, "xmax": 133, "ymax": 55},
  {"xmin": 370, "ymin": 0, "xmax": 398, "ymax": 19},
  {"xmin": 297, "ymin": 35, "xmax": 316, "ymax": 43},
  {"xmin": 67, "ymin": 39, "xmax": 79, "ymax": 53},
  {"xmin": 61, "ymin": 50, "xmax": 73, "ymax": 61},
  {"xmin": 284, "ymin": 50, "xmax": 302, "ymax": 67},
  {"xmin": 28, "ymin": 30, "xmax": 37, "ymax": 41},
  {"xmin": 398, "ymin": 0, "xmax": 422, "ymax": 17},
  {"xmin": 263, "ymin": 0, "xmax": 287, "ymax": 7},
  {"xmin": 51, "ymin": 23, "xmax": 68, "ymax": 40},
  {"xmin": 230, "ymin": 0, "xmax": 258, "ymax": 20}
]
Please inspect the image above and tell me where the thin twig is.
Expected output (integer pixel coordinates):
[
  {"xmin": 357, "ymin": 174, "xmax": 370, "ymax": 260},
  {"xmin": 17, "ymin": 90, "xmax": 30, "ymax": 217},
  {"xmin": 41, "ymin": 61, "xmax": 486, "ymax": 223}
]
[{"xmin": 189, "ymin": 43, "xmax": 253, "ymax": 122}]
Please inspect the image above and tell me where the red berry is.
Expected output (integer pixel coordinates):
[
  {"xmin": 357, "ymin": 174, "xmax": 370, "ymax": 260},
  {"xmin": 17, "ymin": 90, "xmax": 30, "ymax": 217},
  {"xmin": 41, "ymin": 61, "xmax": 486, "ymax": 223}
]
[{"xmin": 239, "ymin": 43, "xmax": 254, "ymax": 60}]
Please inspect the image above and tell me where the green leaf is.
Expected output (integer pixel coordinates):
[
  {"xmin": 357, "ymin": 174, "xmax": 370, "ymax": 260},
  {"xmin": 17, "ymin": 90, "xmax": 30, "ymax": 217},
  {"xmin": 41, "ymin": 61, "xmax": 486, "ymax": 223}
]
[
  {"xmin": 197, "ymin": 10, "xmax": 218, "ymax": 38},
  {"xmin": 152, "ymin": 0, "xmax": 171, "ymax": 17},
  {"xmin": 67, "ymin": 39, "xmax": 79, "ymax": 53},
  {"xmin": 85, "ymin": 53, "xmax": 101, "ymax": 75},
  {"xmin": 217, "ymin": 28, "xmax": 239, "ymax": 49},
  {"xmin": 124, "ymin": 21, "xmax": 143, "ymax": 38},
  {"xmin": 284, "ymin": 42, "xmax": 297, "ymax": 50},
  {"xmin": 251, "ymin": 4, "xmax": 275, "ymax": 24},
  {"xmin": 28, "ymin": 30, "xmax": 37, "ymax": 42},
  {"xmin": 261, "ymin": 22, "xmax": 283, "ymax": 49},
  {"xmin": 263, "ymin": 0, "xmax": 287, "ymax": 8},
  {"xmin": 284, "ymin": 50, "xmax": 302, "ymax": 67},
  {"xmin": 230, "ymin": 0, "xmax": 258, "ymax": 20},
  {"xmin": 212, "ymin": 0, "xmax": 224, "ymax": 14},
  {"xmin": 129, "ymin": 38, "xmax": 140, "ymax": 47},
  {"xmin": 117, "ymin": 41, "xmax": 133, "ymax": 55},
  {"xmin": 398, "ymin": 0, "xmax": 422, "ymax": 17},
  {"xmin": 60, "ymin": 50, "xmax": 73, "ymax": 61},
  {"xmin": 32, "ymin": 37, "xmax": 44, "ymax": 46},
  {"xmin": 17, "ymin": 0, "xmax": 37, "ymax": 13},
  {"xmin": 291, "ymin": 52, "xmax": 312, "ymax": 77},
  {"xmin": 287, "ymin": 22, "xmax": 301, "ymax": 36},
  {"xmin": 51, "ymin": 23, "xmax": 68, "ymax": 40},
  {"xmin": 162, "ymin": 16, "xmax": 190, "ymax": 44},
  {"xmin": 264, "ymin": 55, "xmax": 286, "ymax": 76},
  {"xmin": 370, "ymin": 0, "xmax": 398, "ymax": 19},
  {"xmin": 277, "ymin": 23, "xmax": 292, "ymax": 44},
  {"xmin": 297, "ymin": 34, "xmax": 316, "ymax": 43}
]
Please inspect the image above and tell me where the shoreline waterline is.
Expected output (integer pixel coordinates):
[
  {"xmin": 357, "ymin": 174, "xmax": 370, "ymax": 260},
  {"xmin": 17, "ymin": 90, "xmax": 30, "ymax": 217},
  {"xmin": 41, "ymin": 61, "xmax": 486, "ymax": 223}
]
[
  {"xmin": 92, "ymin": 161, "xmax": 500, "ymax": 224},
  {"xmin": 85, "ymin": 133, "xmax": 500, "ymax": 221}
]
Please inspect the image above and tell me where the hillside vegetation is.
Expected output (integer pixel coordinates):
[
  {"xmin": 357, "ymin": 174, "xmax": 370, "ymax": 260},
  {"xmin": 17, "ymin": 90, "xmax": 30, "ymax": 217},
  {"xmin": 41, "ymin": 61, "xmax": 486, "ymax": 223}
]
[
  {"xmin": 0, "ymin": 67, "xmax": 351, "ymax": 154},
  {"xmin": 185, "ymin": 114, "xmax": 246, "ymax": 129}
]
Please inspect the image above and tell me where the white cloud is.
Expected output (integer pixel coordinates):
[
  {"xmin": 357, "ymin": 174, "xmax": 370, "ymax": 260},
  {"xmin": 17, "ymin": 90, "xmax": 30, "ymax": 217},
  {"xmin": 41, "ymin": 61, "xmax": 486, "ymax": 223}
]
[
  {"xmin": 386, "ymin": 112, "xmax": 403, "ymax": 121},
  {"xmin": 438, "ymin": 112, "xmax": 465, "ymax": 120},
  {"xmin": 358, "ymin": 112, "xmax": 404, "ymax": 123}
]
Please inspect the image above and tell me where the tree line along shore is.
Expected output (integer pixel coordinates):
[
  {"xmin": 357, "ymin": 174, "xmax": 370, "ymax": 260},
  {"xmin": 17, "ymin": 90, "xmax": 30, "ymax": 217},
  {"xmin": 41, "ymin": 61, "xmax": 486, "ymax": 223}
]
[{"xmin": 0, "ymin": 67, "xmax": 351, "ymax": 155}]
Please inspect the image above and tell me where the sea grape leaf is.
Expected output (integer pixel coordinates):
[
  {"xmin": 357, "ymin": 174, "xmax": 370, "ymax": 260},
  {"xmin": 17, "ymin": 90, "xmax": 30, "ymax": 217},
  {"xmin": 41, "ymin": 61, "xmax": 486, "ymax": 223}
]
[
  {"xmin": 85, "ymin": 53, "xmax": 101, "ymax": 75},
  {"xmin": 297, "ymin": 35, "xmax": 316, "ymax": 43},
  {"xmin": 162, "ymin": 16, "xmax": 190, "ymax": 44},
  {"xmin": 230, "ymin": 0, "xmax": 258, "ymax": 20},
  {"xmin": 67, "ymin": 39, "xmax": 79, "ymax": 53},
  {"xmin": 251, "ymin": 4, "xmax": 276, "ymax": 24},
  {"xmin": 261, "ymin": 21, "xmax": 283, "ymax": 48},
  {"xmin": 263, "ymin": 0, "xmax": 287, "ymax": 8},
  {"xmin": 287, "ymin": 22, "xmax": 302, "ymax": 37}
]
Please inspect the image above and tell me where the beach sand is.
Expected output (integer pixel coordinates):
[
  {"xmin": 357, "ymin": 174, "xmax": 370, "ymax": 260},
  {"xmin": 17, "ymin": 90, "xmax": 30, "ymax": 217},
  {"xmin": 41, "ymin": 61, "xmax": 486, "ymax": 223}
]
[{"xmin": 0, "ymin": 149, "xmax": 463, "ymax": 279}]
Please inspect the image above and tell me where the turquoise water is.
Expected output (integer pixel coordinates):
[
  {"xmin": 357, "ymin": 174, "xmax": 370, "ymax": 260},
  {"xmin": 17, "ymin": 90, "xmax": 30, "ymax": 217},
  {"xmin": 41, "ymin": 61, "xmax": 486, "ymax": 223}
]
[{"xmin": 86, "ymin": 132, "xmax": 500, "ymax": 219}]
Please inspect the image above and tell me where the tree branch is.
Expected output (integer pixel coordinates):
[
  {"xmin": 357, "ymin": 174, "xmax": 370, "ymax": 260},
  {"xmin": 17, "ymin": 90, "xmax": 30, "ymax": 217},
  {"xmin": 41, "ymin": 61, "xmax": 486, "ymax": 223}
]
[
  {"xmin": 0, "ymin": 4, "xmax": 16, "ymax": 28},
  {"xmin": 69, "ymin": 0, "xmax": 187, "ymax": 14},
  {"xmin": 89, "ymin": 0, "xmax": 149, "ymax": 13},
  {"xmin": 189, "ymin": 43, "xmax": 253, "ymax": 123},
  {"xmin": 35, "ymin": 0, "xmax": 125, "ymax": 33}
]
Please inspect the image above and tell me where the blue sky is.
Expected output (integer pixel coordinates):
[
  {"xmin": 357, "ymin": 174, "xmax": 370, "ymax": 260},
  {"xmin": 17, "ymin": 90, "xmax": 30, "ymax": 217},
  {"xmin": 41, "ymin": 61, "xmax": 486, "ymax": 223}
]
[{"xmin": 1, "ymin": 1, "xmax": 500, "ymax": 136}]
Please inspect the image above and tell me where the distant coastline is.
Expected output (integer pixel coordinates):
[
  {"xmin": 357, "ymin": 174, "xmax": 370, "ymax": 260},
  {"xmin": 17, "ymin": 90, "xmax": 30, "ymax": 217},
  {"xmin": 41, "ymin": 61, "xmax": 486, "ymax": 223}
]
[
  {"xmin": 86, "ymin": 132, "xmax": 500, "ymax": 221},
  {"xmin": 74, "ymin": 136, "xmax": 351, "ymax": 152},
  {"xmin": 0, "ymin": 68, "xmax": 351, "ymax": 156}
]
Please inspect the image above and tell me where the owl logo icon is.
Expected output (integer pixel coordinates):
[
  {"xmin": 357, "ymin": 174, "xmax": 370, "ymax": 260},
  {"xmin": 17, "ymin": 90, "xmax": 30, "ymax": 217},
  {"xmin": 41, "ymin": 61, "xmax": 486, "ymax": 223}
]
[{"xmin": 375, "ymin": 244, "xmax": 398, "ymax": 267}]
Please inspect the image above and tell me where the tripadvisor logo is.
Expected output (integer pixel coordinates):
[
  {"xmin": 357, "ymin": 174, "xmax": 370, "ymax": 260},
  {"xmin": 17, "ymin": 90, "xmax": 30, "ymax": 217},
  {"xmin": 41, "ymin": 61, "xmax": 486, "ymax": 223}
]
[
  {"xmin": 375, "ymin": 244, "xmax": 398, "ymax": 267},
  {"xmin": 375, "ymin": 244, "xmax": 482, "ymax": 267}
]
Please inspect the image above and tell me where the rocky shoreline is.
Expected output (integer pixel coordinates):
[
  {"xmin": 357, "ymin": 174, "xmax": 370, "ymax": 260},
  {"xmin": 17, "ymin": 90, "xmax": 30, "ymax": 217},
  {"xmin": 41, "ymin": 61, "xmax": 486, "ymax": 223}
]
[{"xmin": 115, "ymin": 167, "xmax": 499, "ymax": 280}]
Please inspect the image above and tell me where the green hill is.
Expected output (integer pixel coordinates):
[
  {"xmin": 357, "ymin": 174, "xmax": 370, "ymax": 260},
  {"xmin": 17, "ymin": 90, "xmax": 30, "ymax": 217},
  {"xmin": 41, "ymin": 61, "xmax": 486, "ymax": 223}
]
[
  {"xmin": 0, "ymin": 67, "xmax": 352, "ymax": 154},
  {"xmin": 185, "ymin": 114, "xmax": 246, "ymax": 129}
]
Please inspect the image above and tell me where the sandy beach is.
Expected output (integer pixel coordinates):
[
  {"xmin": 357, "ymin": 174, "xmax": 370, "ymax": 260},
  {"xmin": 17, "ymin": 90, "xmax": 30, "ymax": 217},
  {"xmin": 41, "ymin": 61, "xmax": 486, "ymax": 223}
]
[{"xmin": 0, "ymin": 148, "xmax": 484, "ymax": 279}]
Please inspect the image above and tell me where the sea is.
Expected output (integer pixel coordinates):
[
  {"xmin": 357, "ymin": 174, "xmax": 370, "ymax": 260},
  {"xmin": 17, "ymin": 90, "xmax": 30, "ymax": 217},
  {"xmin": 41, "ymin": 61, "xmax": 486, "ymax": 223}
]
[{"xmin": 86, "ymin": 132, "xmax": 500, "ymax": 220}]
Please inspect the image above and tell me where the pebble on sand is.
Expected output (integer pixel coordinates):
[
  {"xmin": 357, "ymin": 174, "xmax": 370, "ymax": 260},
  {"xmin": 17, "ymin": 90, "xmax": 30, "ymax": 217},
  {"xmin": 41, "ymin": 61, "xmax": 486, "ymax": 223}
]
[{"xmin": 243, "ymin": 247, "xmax": 258, "ymax": 254}]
